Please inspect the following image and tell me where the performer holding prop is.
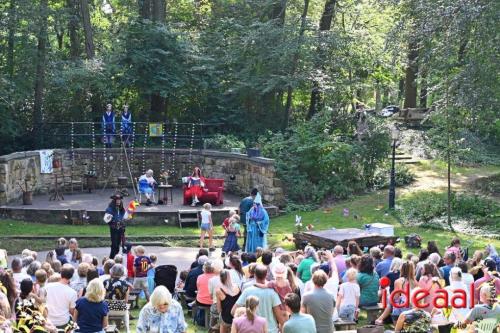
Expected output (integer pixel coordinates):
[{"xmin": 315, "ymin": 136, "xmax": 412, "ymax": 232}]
[{"xmin": 104, "ymin": 193, "xmax": 139, "ymax": 259}]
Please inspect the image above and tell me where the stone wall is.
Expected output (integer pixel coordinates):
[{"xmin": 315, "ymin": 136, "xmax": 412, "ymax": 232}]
[{"xmin": 0, "ymin": 149, "xmax": 285, "ymax": 206}]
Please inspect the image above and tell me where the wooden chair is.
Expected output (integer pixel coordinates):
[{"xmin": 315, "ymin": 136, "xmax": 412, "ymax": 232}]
[{"xmin": 106, "ymin": 300, "xmax": 130, "ymax": 333}]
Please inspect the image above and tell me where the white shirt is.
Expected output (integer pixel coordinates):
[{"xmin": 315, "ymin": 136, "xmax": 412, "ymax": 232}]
[
  {"xmin": 200, "ymin": 210, "xmax": 211, "ymax": 225},
  {"xmin": 13, "ymin": 272, "xmax": 31, "ymax": 291},
  {"xmin": 208, "ymin": 276, "xmax": 221, "ymax": 304},
  {"xmin": 303, "ymin": 276, "xmax": 339, "ymax": 298},
  {"xmin": 229, "ymin": 269, "xmax": 245, "ymax": 289},
  {"xmin": 338, "ymin": 281, "xmax": 360, "ymax": 307},
  {"xmin": 45, "ymin": 281, "xmax": 77, "ymax": 326}
]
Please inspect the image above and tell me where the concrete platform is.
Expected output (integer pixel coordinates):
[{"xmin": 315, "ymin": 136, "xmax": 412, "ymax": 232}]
[{"xmin": 0, "ymin": 187, "xmax": 278, "ymax": 226}]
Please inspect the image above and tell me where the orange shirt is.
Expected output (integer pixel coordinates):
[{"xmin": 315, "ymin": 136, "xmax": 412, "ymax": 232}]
[{"xmin": 196, "ymin": 273, "xmax": 215, "ymax": 305}]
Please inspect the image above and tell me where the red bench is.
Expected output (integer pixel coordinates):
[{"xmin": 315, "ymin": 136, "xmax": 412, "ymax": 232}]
[{"xmin": 183, "ymin": 178, "xmax": 224, "ymax": 206}]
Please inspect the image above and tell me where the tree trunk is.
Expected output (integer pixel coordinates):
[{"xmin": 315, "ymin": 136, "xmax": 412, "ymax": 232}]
[
  {"xmin": 33, "ymin": 0, "xmax": 49, "ymax": 145},
  {"xmin": 139, "ymin": 0, "xmax": 153, "ymax": 19},
  {"xmin": 283, "ymin": 0, "xmax": 310, "ymax": 129},
  {"xmin": 403, "ymin": 41, "xmax": 419, "ymax": 108},
  {"xmin": 80, "ymin": 0, "xmax": 94, "ymax": 59},
  {"xmin": 307, "ymin": 0, "xmax": 336, "ymax": 120},
  {"xmin": 7, "ymin": 0, "xmax": 16, "ymax": 78},
  {"xmin": 419, "ymin": 69, "xmax": 427, "ymax": 108},
  {"xmin": 152, "ymin": 0, "xmax": 166, "ymax": 22},
  {"xmin": 398, "ymin": 78, "xmax": 404, "ymax": 105},
  {"xmin": 269, "ymin": 0, "xmax": 287, "ymax": 25},
  {"xmin": 67, "ymin": 0, "xmax": 81, "ymax": 59},
  {"xmin": 375, "ymin": 83, "xmax": 382, "ymax": 111}
]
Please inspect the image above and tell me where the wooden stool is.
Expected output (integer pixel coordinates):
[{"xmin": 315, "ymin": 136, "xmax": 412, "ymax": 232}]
[{"xmin": 361, "ymin": 305, "xmax": 383, "ymax": 323}]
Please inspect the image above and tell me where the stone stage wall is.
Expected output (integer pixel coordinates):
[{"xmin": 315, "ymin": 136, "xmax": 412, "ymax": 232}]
[{"xmin": 0, "ymin": 149, "xmax": 285, "ymax": 207}]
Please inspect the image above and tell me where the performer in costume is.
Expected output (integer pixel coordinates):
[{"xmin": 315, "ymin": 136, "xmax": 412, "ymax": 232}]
[
  {"xmin": 102, "ymin": 103, "xmax": 115, "ymax": 148},
  {"xmin": 138, "ymin": 169, "xmax": 157, "ymax": 206},
  {"xmin": 104, "ymin": 193, "xmax": 127, "ymax": 259},
  {"xmin": 239, "ymin": 188, "xmax": 258, "ymax": 250},
  {"xmin": 186, "ymin": 167, "xmax": 205, "ymax": 206},
  {"xmin": 245, "ymin": 193, "xmax": 269, "ymax": 253},
  {"xmin": 121, "ymin": 104, "xmax": 133, "ymax": 147}
]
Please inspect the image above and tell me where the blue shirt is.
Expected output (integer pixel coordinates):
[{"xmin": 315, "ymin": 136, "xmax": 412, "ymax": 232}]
[
  {"xmin": 75, "ymin": 298, "xmax": 108, "ymax": 333},
  {"xmin": 283, "ymin": 313, "xmax": 317, "ymax": 333},
  {"xmin": 184, "ymin": 265, "xmax": 203, "ymax": 298},
  {"xmin": 440, "ymin": 265, "xmax": 453, "ymax": 286},
  {"xmin": 375, "ymin": 257, "xmax": 393, "ymax": 277}
]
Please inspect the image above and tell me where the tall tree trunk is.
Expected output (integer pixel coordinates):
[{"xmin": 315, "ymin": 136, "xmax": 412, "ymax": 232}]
[
  {"xmin": 152, "ymin": 0, "xmax": 166, "ymax": 22},
  {"xmin": 403, "ymin": 41, "xmax": 419, "ymax": 108},
  {"xmin": 269, "ymin": 0, "xmax": 287, "ymax": 25},
  {"xmin": 307, "ymin": 0, "xmax": 336, "ymax": 120},
  {"xmin": 149, "ymin": 0, "xmax": 167, "ymax": 120},
  {"xmin": 67, "ymin": 0, "xmax": 81, "ymax": 59},
  {"xmin": 420, "ymin": 68, "xmax": 427, "ymax": 108},
  {"xmin": 398, "ymin": 78, "xmax": 404, "ymax": 105},
  {"xmin": 7, "ymin": 0, "xmax": 16, "ymax": 78},
  {"xmin": 375, "ymin": 83, "xmax": 382, "ymax": 111},
  {"xmin": 80, "ymin": 0, "xmax": 94, "ymax": 59},
  {"xmin": 33, "ymin": 0, "xmax": 49, "ymax": 145},
  {"xmin": 284, "ymin": 0, "xmax": 310, "ymax": 129},
  {"xmin": 139, "ymin": 0, "xmax": 153, "ymax": 19}
]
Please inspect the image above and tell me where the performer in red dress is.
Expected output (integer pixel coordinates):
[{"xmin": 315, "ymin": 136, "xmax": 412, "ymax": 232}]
[{"xmin": 186, "ymin": 167, "xmax": 206, "ymax": 206}]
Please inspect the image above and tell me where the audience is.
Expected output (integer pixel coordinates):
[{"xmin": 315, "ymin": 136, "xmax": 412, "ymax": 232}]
[
  {"xmin": 301, "ymin": 270, "xmax": 335, "ymax": 333},
  {"xmin": 1, "ymin": 234, "xmax": 498, "ymax": 333},
  {"xmin": 45, "ymin": 264, "xmax": 78, "ymax": 330}
]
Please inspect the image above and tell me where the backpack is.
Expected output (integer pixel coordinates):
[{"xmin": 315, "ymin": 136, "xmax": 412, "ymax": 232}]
[
  {"xmin": 154, "ymin": 264, "xmax": 178, "ymax": 294},
  {"xmin": 404, "ymin": 234, "xmax": 422, "ymax": 248}
]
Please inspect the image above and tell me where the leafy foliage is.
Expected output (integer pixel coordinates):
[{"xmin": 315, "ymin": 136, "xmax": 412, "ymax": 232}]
[{"xmin": 204, "ymin": 134, "xmax": 245, "ymax": 151}]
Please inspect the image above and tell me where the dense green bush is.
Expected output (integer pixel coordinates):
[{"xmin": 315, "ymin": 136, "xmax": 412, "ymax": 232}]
[
  {"xmin": 259, "ymin": 111, "xmax": 390, "ymax": 205},
  {"xmin": 398, "ymin": 191, "xmax": 500, "ymax": 228},
  {"xmin": 204, "ymin": 134, "xmax": 246, "ymax": 151},
  {"xmin": 373, "ymin": 163, "xmax": 416, "ymax": 189}
]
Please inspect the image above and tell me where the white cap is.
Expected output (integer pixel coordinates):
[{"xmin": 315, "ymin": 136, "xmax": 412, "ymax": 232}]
[{"xmin": 254, "ymin": 192, "xmax": 262, "ymax": 205}]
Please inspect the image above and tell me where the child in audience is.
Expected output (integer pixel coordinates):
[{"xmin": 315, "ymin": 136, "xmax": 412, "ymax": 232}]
[
  {"xmin": 133, "ymin": 246, "xmax": 152, "ymax": 301},
  {"xmin": 337, "ymin": 268, "xmax": 360, "ymax": 321},
  {"xmin": 199, "ymin": 203, "xmax": 214, "ymax": 249},
  {"xmin": 147, "ymin": 254, "xmax": 158, "ymax": 295},
  {"xmin": 65, "ymin": 238, "xmax": 82, "ymax": 265},
  {"xmin": 222, "ymin": 210, "xmax": 237, "ymax": 231},
  {"xmin": 123, "ymin": 243, "xmax": 134, "ymax": 283},
  {"xmin": 176, "ymin": 270, "xmax": 189, "ymax": 290},
  {"xmin": 34, "ymin": 269, "xmax": 47, "ymax": 303}
]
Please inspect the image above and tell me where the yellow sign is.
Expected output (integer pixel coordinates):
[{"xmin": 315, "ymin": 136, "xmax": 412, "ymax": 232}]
[{"xmin": 149, "ymin": 123, "xmax": 163, "ymax": 137}]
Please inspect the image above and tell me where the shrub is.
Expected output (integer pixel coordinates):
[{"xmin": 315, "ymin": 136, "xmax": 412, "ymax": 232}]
[
  {"xmin": 204, "ymin": 134, "xmax": 245, "ymax": 151},
  {"xmin": 373, "ymin": 162, "xmax": 416, "ymax": 189},
  {"xmin": 259, "ymin": 111, "xmax": 390, "ymax": 205}
]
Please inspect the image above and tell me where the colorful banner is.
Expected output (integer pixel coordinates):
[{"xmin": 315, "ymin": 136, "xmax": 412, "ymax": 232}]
[{"xmin": 149, "ymin": 123, "xmax": 163, "ymax": 137}]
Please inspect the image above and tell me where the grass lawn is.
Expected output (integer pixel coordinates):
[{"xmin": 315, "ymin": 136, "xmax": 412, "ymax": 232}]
[
  {"xmin": 415, "ymin": 159, "xmax": 500, "ymax": 177},
  {"xmin": 1, "ymin": 191, "xmax": 498, "ymax": 256}
]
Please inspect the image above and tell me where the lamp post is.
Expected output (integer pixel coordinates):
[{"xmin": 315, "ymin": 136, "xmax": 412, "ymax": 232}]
[{"xmin": 389, "ymin": 127, "xmax": 400, "ymax": 209}]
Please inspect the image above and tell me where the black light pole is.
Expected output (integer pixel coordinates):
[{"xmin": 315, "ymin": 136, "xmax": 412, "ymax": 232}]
[{"xmin": 389, "ymin": 127, "xmax": 400, "ymax": 209}]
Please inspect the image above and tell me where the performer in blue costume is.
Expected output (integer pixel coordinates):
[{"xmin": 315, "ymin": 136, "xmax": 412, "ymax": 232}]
[
  {"xmin": 239, "ymin": 188, "xmax": 258, "ymax": 250},
  {"xmin": 104, "ymin": 193, "xmax": 126, "ymax": 259},
  {"xmin": 245, "ymin": 193, "xmax": 269, "ymax": 253},
  {"xmin": 121, "ymin": 104, "xmax": 133, "ymax": 147},
  {"xmin": 102, "ymin": 103, "xmax": 115, "ymax": 148}
]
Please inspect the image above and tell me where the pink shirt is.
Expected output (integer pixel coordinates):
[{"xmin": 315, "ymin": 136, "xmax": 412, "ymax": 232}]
[
  {"xmin": 233, "ymin": 315, "xmax": 266, "ymax": 333},
  {"xmin": 196, "ymin": 273, "xmax": 215, "ymax": 305},
  {"xmin": 473, "ymin": 272, "xmax": 500, "ymax": 302},
  {"xmin": 446, "ymin": 246, "xmax": 461, "ymax": 259}
]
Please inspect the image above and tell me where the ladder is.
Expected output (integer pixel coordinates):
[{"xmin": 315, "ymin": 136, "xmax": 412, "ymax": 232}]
[{"xmin": 177, "ymin": 210, "xmax": 199, "ymax": 228}]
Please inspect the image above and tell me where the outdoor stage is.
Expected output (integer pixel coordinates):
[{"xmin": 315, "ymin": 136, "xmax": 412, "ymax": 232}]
[{"xmin": 0, "ymin": 187, "xmax": 279, "ymax": 226}]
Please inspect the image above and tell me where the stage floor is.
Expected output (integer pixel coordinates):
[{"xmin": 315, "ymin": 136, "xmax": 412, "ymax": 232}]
[
  {"xmin": 2, "ymin": 187, "xmax": 240, "ymax": 213},
  {"xmin": 1, "ymin": 188, "xmax": 278, "ymax": 225}
]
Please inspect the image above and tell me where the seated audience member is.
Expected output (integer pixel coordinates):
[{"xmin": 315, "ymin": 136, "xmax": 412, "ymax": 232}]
[
  {"xmin": 445, "ymin": 267, "xmax": 471, "ymax": 323},
  {"xmin": 184, "ymin": 255, "xmax": 208, "ymax": 300},
  {"xmin": 196, "ymin": 260, "xmax": 217, "ymax": 307},
  {"xmin": 392, "ymin": 288, "xmax": 432, "ymax": 333},
  {"xmin": 233, "ymin": 265, "xmax": 282, "ymax": 333},
  {"xmin": 65, "ymin": 238, "xmax": 82, "ymax": 265},
  {"xmin": 80, "ymin": 268, "xmax": 99, "ymax": 297},
  {"xmin": 283, "ymin": 292, "xmax": 316, "ymax": 333},
  {"xmin": 333, "ymin": 245, "xmax": 347, "ymax": 278},
  {"xmin": 231, "ymin": 296, "xmax": 267, "ymax": 333},
  {"xmin": 176, "ymin": 270, "xmax": 189, "ymax": 290},
  {"xmin": 11, "ymin": 258, "xmax": 30, "ymax": 292},
  {"xmin": 15, "ymin": 279, "xmax": 56, "ymax": 333},
  {"xmin": 297, "ymin": 246, "xmax": 318, "ymax": 283},
  {"xmin": 71, "ymin": 263, "xmax": 90, "ymax": 294},
  {"xmin": 337, "ymin": 268, "xmax": 360, "ymax": 322},
  {"xmin": 99, "ymin": 259, "xmax": 115, "ymax": 282},
  {"xmin": 464, "ymin": 283, "xmax": 500, "ymax": 324},
  {"xmin": 484, "ymin": 244, "xmax": 499, "ymax": 271},
  {"xmin": 74, "ymin": 279, "xmax": 109, "ymax": 333},
  {"xmin": 375, "ymin": 245, "xmax": 395, "ymax": 278},
  {"xmin": 301, "ymin": 270, "xmax": 335, "ymax": 333},
  {"xmin": 26, "ymin": 261, "xmax": 41, "ymax": 281},
  {"xmin": 51, "ymin": 260, "xmax": 62, "ymax": 274},
  {"xmin": 472, "ymin": 258, "xmax": 500, "ymax": 303},
  {"xmin": 138, "ymin": 169, "xmax": 157, "ymax": 206},
  {"xmin": 445, "ymin": 237, "xmax": 462, "ymax": 261},
  {"xmin": 103, "ymin": 264, "xmax": 131, "ymax": 301},
  {"xmin": 45, "ymin": 264, "xmax": 78, "ymax": 330},
  {"xmin": 191, "ymin": 248, "xmax": 210, "ymax": 269},
  {"xmin": 0, "ymin": 291, "xmax": 13, "ymax": 332},
  {"xmin": 440, "ymin": 253, "xmax": 456, "ymax": 286},
  {"xmin": 216, "ymin": 269, "xmax": 241, "ymax": 333},
  {"xmin": 386, "ymin": 257, "xmax": 403, "ymax": 293},
  {"xmin": 241, "ymin": 263, "xmax": 257, "ymax": 291},
  {"xmin": 347, "ymin": 241, "xmax": 363, "ymax": 257},
  {"xmin": 370, "ymin": 247, "xmax": 383, "ymax": 267},
  {"xmin": 255, "ymin": 263, "xmax": 291, "ymax": 322},
  {"xmin": 357, "ymin": 255, "xmax": 380, "ymax": 307},
  {"xmin": 136, "ymin": 286, "xmax": 187, "ymax": 332},
  {"xmin": 34, "ymin": 269, "xmax": 48, "ymax": 303}
]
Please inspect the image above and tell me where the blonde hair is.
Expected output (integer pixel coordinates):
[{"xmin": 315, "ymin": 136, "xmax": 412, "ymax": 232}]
[
  {"xmin": 234, "ymin": 306, "xmax": 246, "ymax": 318},
  {"xmin": 150, "ymin": 285, "xmax": 172, "ymax": 309},
  {"xmin": 134, "ymin": 246, "xmax": 145, "ymax": 255},
  {"xmin": 203, "ymin": 203, "xmax": 212, "ymax": 210},
  {"xmin": 312, "ymin": 270, "xmax": 328, "ymax": 287},
  {"xmin": 345, "ymin": 268, "xmax": 357, "ymax": 281},
  {"xmin": 245, "ymin": 296, "xmax": 259, "ymax": 323},
  {"xmin": 229, "ymin": 210, "xmax": 236, "ymax": 217},
  {"xmin": 47, "ymin": 273, "xmax": 61, "ymax": 283},
  {"xmin": 85, "ymin": 278, "xmax": 105, "ymax": 303},
  {"xmin": 35, "ymin": 269, "xmax": 47, "ymax": 284}
]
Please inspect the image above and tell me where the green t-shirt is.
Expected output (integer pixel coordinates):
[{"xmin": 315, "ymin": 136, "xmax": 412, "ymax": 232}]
[
  {"xmin": 236, "ymin": 286, "xmax": 282, "ymax": 333},
  {"xmin": 297, "ymin": 257, "xmax": 316, "ymax": 283},
  {"xmin": 357, "ymin": 271, "xmax": 380, "ymax": 305}
]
